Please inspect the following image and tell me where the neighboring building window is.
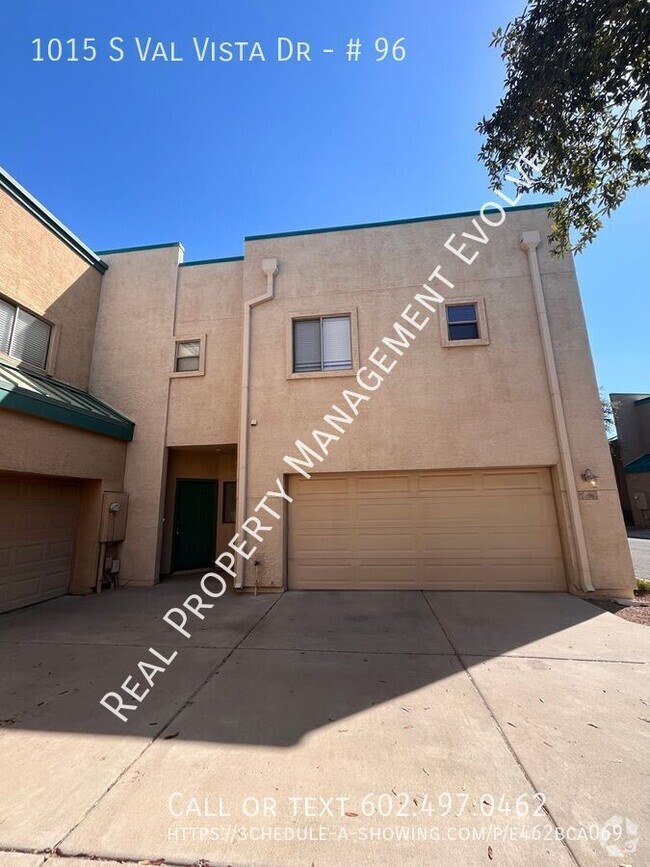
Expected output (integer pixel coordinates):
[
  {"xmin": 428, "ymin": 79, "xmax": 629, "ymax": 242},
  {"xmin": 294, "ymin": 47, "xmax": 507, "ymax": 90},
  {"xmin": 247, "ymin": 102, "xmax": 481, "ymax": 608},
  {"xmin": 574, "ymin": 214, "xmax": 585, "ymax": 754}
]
[
  {"xmin": 446, "ymin": 303, "xmax": 479, "ymax": 341},
  {"xmin": 222, "ymin": 481, "xmax": 236, "ymax": 523},
  {"xmin": 0, "ymin": 298, "xmax": 51, "ymax": 369},
  {"xmin": 175, "ymin": 339, "xmax": 201, "ymax": 372},
  {"xmin": 293, "ymin": 315, "xmax": 352, "ymax": 373}
]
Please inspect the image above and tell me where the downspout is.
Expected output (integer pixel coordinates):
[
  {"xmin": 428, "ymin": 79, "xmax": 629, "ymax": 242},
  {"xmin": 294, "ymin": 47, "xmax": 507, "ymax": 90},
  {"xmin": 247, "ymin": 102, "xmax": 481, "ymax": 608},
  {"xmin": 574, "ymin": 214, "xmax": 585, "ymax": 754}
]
[
  {"xmin": 520, "ymin": 231, "xmax": 594, "ymax": 593},
  {"xmin": 234, "ymin": 257, "xmax": 279, "ymax": 591}
]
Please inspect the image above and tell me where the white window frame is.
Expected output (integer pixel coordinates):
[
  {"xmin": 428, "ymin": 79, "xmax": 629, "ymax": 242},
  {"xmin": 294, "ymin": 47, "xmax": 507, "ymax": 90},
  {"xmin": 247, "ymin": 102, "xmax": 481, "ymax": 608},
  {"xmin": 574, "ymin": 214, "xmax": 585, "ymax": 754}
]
[
  {"xmin": 0, "ymin": 295, "xmax": 56, "ymax": 373},
  {"xmin": 171, "ymin": 333, "xmax": 206, "ymax": 378},
  {"xmin": 286, "ymin": 308, "xmax": 359, "ymax": 380},
  {"xmin": 439, "ymin": 297, "xmax": 490, "ymax": 347}
]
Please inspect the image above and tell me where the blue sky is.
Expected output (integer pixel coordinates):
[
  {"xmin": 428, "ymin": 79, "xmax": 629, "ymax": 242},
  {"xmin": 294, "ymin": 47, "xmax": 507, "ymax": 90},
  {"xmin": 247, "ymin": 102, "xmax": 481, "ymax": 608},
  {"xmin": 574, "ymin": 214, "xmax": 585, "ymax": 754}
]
[{"xmin": 2, "ymin": 0, "xmax": 647, "ymax": 397}]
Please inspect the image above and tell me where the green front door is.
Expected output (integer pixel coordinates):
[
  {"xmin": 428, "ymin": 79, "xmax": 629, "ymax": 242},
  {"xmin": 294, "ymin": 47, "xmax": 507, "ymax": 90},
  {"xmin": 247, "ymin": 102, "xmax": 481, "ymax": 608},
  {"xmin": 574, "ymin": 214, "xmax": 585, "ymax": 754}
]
[{"xmin": 172, "ymin": 479, "xmax": 218, "ymax": 572}]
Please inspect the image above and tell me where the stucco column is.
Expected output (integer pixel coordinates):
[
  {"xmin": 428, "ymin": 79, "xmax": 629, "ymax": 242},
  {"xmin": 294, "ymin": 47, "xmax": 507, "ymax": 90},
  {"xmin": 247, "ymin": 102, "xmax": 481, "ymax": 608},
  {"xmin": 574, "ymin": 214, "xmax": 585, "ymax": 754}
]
[{"xmin": 520, "ymin": 230, "xmax": 594, "ymax": 593}]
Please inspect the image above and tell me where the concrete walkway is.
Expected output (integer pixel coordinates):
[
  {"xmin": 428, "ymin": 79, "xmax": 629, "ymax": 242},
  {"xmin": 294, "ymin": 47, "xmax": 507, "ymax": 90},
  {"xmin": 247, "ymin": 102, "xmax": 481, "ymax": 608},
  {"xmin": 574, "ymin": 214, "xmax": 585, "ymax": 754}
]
[{"xmin": 0, "ymin": 583, "xmax": 647, "ymax": 866}]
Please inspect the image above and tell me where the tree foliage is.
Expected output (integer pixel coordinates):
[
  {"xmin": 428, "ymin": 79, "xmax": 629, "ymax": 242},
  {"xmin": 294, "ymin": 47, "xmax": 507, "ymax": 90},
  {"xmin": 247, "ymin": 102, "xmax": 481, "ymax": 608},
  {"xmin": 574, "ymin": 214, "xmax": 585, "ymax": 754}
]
[
  {"xmin": 478, "ymin": 0, "xmax": 650, "ymax": 254},
  {"xmin": 600, "ymin": 388, "xmax": 618, "ymax": 437}
]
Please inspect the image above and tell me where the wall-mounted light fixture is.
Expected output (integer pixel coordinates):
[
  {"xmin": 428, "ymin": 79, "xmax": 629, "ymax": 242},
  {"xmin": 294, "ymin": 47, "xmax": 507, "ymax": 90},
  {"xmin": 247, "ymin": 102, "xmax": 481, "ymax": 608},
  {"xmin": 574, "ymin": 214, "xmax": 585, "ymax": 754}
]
[{"xmin": 581, "ymin": 469, "xmax": 599, "ymax": 486}]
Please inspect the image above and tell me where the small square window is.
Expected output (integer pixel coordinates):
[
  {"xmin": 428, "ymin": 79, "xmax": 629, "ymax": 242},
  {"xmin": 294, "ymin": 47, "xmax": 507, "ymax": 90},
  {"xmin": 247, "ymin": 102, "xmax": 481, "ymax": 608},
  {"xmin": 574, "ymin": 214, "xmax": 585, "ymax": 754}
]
[
  {"xmin": 440, "ymin": 298, "xmax": 489, "ymax": 348},
  {"xmin": 175, "ymin": 339, "xmax": 201, "ymax": 373},
  {"xmin": 447, "ymin": 303, "xmax": 479, "ymax": 341}
]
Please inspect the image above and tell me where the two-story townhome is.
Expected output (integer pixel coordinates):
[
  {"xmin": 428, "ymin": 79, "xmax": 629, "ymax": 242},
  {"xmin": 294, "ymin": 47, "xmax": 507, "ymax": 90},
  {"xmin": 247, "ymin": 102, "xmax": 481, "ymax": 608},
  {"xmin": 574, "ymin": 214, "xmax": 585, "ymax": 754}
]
[{"xmin": 0, "ymin": 166, "xmax": 635, "ymax": 612}]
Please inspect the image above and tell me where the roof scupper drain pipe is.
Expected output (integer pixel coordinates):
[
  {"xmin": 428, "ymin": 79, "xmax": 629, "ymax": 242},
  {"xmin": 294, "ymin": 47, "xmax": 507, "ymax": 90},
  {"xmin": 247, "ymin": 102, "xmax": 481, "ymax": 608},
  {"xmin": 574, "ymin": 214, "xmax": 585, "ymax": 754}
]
[
  {"xmin": 520, "ymin": 231, "xmax": 594, "ymax": 593},
  {"xmin": 234, "ymin": 257, "xmax": 279, "ymax": 591}
]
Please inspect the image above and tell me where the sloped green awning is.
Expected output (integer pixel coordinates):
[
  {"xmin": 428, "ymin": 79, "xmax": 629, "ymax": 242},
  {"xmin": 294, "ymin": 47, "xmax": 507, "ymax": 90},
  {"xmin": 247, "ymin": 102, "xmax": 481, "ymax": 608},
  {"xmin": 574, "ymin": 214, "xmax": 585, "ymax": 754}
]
[
  {"xmin": 625, "ymin": 454, "xmax": 650, "ymax": 474},
  {"xmin": 0, "ymin": 360, "xmax": 134, "ymax": 441}
]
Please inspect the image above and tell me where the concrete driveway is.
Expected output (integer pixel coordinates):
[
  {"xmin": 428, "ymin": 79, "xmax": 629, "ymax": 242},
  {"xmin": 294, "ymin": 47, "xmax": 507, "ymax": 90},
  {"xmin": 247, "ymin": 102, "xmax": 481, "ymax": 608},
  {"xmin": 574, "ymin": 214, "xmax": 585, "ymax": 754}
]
[{"xmin": 0, "ymin": 583, "xmax": 648, "ymax": 867}]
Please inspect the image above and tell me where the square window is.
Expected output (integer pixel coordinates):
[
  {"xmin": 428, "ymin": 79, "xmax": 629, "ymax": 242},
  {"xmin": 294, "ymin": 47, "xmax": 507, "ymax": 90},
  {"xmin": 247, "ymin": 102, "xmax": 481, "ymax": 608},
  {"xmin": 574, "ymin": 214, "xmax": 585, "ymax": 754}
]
[
  {"xmin": 293, "ymin": 315, "xmax": 352, "ymax": 373},
  {"xmin": 440, "ymin": 298, "xmax": 489, "ymax": 347},
  {"xmin": 446, "ymin": 303, "xmax": 479, "ymax": 341},
  {"xmin": 175, "ymin": 339, "xmax": 201, "ymax": 373}
]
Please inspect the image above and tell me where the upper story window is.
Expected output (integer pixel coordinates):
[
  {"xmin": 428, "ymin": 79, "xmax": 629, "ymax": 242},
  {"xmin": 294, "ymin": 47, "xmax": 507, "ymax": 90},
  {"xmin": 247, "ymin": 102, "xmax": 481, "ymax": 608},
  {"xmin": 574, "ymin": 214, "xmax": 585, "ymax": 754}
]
[
  {"xmin": 293, "ymin": 315, "xmax": 352, "ymax": 373},
  {"xmin": 440, "ymin": 298, "xmax": 490, "ymax": 348},
  {"xmin": 172, "ymin": 334, "xmax": 206, "ymax": 377},
  {"xmin": 447, "ymin": 303, "xmax": 479, "ymax": 341},
  {"xmin": 175, "ymin": 339, "xmax": 200, "ymax": 372},
  {"xmin": 0, "ymin": 298, "xmax": 52, "ymax": 369}
]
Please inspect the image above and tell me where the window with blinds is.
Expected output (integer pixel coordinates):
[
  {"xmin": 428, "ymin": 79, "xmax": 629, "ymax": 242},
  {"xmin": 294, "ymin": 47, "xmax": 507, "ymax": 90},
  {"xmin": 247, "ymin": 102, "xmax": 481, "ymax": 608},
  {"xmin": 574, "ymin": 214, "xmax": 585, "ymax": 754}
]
[
  {"xmin": 0, "ymin": 298, "xmax": 52, "ymax": 369},
  {"xmin": 175, "ymin": 339, "xmax": 201, "ymax": 372},
  {"xmin": 293, "ymin": 315, "xmax": 352, "ymax": 373}
]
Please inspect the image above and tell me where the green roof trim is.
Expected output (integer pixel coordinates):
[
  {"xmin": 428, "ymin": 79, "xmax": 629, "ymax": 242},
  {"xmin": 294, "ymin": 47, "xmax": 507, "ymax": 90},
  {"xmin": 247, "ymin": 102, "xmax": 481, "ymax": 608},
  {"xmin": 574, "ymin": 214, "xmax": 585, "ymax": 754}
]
[
  {"xmin": 0, "ymin": 361, "xmax": 134, "ymax": 442},
  {"xmin": 625, "ymin": 454, "xmax": 650, "ymax": 474},
  {"xmin": 0, "ymin": 166, "xmax": 107, "ymax": 274},
  {"xmin": 245, "ymin": 201, "xmax": 558, "ymax": 242},
  {"xmin": 96, "ymin": 241, "xmax": 184, "ymax": 256},
  {"xmin": 180, "ymin": 255, "xmax": 244, "ymax": 267}
]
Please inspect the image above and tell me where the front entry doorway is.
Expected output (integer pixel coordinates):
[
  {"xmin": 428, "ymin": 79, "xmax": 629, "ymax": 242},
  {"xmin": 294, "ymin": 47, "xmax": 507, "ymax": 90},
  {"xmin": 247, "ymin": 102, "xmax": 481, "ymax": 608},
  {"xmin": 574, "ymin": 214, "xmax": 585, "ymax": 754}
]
[{"xmin": 172, "ymin": 478, "xmax": 218, "ymax": 572}]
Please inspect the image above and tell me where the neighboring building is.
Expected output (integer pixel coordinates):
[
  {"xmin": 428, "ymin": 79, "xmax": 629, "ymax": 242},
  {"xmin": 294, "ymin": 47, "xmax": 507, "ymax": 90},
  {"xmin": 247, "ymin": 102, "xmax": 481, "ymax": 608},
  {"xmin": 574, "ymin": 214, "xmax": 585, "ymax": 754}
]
[
  {"xmin": 0, "ymin": 166, "xmax": 636, "ymax": 612},
  {"xmin": 610, "ymin": 393, "xmax": 650, "ymax": 529}
]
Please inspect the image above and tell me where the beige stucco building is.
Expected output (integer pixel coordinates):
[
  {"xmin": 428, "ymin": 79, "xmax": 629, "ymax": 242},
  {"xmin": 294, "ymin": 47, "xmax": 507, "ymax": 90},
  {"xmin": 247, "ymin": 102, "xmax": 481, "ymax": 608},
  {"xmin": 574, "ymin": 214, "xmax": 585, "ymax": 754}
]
[
  {"xmin": 0, "ymin": 166, "xmax": 635, "ymax": 612},
  {"xmin": 610, "ymin": 392, "xmax": 650, "ymax": 528}
]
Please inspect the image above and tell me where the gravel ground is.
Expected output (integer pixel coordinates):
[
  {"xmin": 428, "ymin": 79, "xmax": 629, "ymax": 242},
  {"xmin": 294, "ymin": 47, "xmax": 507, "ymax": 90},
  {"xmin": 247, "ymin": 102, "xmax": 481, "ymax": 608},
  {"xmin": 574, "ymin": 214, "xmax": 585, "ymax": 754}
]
[{"xmin": 588, "ymin": 596, "xmax": 650, "ymax": 626}]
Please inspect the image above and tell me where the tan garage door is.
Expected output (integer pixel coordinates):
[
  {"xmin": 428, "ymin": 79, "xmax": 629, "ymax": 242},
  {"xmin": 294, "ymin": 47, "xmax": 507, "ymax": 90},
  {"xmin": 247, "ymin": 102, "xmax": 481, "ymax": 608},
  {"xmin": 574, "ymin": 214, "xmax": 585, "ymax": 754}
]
[
  {"xmin": 288, "ymin": 468, "xmax": 566, "ymax": 590},
  {"xmin": 0, "ymin": 475, "xmax": 80, "ymax": 614}
]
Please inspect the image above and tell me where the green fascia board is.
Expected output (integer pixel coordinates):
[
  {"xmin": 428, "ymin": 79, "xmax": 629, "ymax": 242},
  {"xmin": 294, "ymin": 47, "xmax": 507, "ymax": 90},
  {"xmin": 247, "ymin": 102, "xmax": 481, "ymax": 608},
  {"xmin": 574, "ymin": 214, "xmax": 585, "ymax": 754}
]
[
  {"xmin": 245, "ymin": 201, "xmax": 558, "ymax": 243},
  {"xmin": 625, "ymin": 454, "xmax": 650, "ymax": 474},
  {"xmin": 0, "ymin": 380, "xmax": 134, "ymax": 442},
  {"xmin": 0, "ymin": 166, "xmax": 107, "ymax": 274},
  {"xmin": 96, "ymin": 241, "xmax": 184, "ymax": 256},
  {"xmin": 179, "ymin": 256, "xmax": 244, "ymax": 267}
]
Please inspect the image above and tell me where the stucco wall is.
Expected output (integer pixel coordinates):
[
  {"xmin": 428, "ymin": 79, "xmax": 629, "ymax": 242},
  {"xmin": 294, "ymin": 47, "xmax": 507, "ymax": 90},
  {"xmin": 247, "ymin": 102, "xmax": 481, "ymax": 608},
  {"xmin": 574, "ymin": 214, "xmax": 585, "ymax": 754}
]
[
  {"xmin": 167, "ymin": 261, "xmax": 243, "ymax": 446},
  {"xmin": 0, "ymin": 411, "xmax": 126, "ymax": 484},
  {"xmin": 239, "ymin": 207, "xmax": 633, "ymax": 595},
  {"xmin": 0, "ymin": 187, "xmax": 102, "ymax": 389},
  {"xmin": 89, "ymin": 245, "xmax": 182, "ymax": 586}
]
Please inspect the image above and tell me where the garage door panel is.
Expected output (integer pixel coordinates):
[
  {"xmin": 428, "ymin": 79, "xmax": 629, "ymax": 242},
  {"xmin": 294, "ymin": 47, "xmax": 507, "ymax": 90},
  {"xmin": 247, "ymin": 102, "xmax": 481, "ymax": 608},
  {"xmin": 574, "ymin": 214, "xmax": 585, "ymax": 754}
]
[
  {"xmin": 293, "ymin": 531, "xmax": 354, "ymax": 557},
  {"xmin": 417, "ymin": 473, "xmax": 475, "ymax": 492},
  {"xmin": 289, "ymin": 468, "xmax": 566, "ymax": 591},
  {"xmin": 292, "ymin": 477, "xmax": 350, "ymax": 496},
  {"xmin": 357, "ymin": 502, "xmax": 412, "ymax": 523},
  {"xmin": 0, "ymin": 476, "xmax": 80, "ymax": 614},
  {"xmin": 356, "ymin": 475, "xmax": 411, "ymax": 494},
  {"xmin": 482, "ymin": 470, "xmax": 546, "ymax": 490},
  {"xmin": 15, "ymin": 543, "xmax": 47, "ymax": 565},
  {"xmin": 48, "ymin": 539, "xmax": 75, "ymax": 559},
  {"xmin": 357, "ymin": 531, "xmax": 417, "ymax": 555}
]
